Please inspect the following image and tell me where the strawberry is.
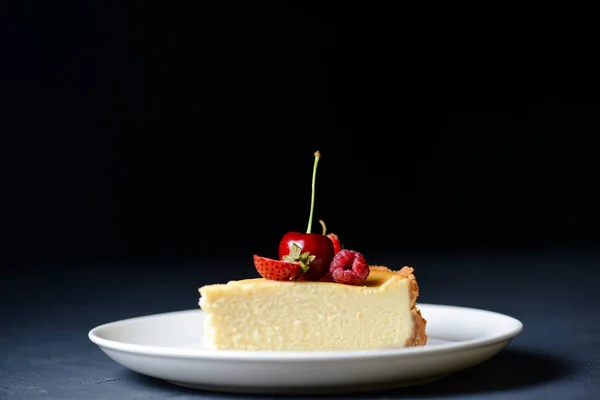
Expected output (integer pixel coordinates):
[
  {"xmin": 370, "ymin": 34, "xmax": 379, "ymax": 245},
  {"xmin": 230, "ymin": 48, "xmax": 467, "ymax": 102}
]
[
  {"xmin": 327, "ymin": 233, "xmax": 342, "ymax": 254},
  {"xmin": 253, "ymin": 255, "xmax": 304, "ymax": 281},
  {"xmin": 319, "ymin": 220, "xmax": 343, "ymax": 254}
]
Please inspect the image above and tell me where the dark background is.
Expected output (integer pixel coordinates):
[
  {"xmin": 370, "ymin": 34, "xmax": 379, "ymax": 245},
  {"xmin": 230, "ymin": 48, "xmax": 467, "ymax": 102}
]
[
  {"xmin": 2, "ymin": 2, "xmax": 599, "ymax": 266},
  {"xmin": 2, "ymin": 3, "xmax": 600, "ymax": 399}
]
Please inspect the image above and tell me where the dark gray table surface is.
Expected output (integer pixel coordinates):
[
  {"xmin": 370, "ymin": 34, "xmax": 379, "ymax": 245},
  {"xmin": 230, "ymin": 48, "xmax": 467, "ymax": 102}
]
[{"xmin": 1, "ymin": 251, "xmax": 599, "ymax": 399}]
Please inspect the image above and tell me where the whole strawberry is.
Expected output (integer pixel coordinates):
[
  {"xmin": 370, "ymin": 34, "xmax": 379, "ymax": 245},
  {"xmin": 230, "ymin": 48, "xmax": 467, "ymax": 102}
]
[
  {"xmin": 319, "ymin": 220, "xmax": 342, "ymax": 254},
  {"xmin": 327, "ymin": 233, "xmax": 342, "ymax": 254}
]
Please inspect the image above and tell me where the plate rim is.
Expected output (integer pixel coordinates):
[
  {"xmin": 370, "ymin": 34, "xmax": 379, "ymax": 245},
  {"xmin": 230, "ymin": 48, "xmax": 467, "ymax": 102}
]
[{"xmin": 88, "ymin": 303, "xmax": 523, "ymax": 361}]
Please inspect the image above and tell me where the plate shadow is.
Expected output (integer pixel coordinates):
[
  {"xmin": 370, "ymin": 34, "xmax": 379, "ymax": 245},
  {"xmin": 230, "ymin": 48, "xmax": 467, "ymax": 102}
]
[
  {"xmin": 123, "ymin": 349, "xmax": 571, "ymax": 399},
  {"xmin": 355, "ymin": 349, "xmax": 571, "ymax": 398}
]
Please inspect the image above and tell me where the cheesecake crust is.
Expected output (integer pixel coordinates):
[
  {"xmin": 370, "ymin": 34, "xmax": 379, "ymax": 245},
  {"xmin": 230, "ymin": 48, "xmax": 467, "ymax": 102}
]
[{"xmin": 370, "ymin": 266, "xmax": 428, "ymax": 347}]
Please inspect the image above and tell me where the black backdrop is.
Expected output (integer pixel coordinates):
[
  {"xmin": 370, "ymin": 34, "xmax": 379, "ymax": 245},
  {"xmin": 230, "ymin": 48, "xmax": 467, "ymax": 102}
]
[{"xmin": 3, "ymin": 2, "xmax": 599, "ymax": 269}]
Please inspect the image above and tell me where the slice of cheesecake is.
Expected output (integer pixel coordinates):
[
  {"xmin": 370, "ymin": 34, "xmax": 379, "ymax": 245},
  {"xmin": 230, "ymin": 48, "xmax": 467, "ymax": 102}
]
[{"xmin": 198, "ymin": 266, "xmax": 427, "ymax": 351}]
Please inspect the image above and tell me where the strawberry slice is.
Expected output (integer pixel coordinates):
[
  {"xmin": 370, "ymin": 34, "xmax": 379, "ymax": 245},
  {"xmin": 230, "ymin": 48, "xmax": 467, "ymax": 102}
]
[{"xmin": 253, "ymin": 255, "xmax": 304, "ymax": 281}]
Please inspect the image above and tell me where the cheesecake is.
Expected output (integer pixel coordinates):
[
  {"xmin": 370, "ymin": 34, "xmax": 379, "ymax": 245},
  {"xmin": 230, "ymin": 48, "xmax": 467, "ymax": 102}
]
[{"xmin": 198, "ymin": 266, "xmax": 427, "ymax": 351}]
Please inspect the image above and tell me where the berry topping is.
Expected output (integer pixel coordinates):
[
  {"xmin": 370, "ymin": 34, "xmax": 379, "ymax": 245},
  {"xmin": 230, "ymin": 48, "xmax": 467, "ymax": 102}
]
[
  {"xmin": 282, "ymin": 243, "xmax": 315, "ymax": 273},
  {"xmin": 278, "ymin": 151, "xmax": 334, "ymax": 281},
  {"xmin": 253, "ymin": 255, "xmax": 303, "ymax": 281},
  {"xmin": 329, "ymin": 249, "xmax": 370, "ymax": 285},
  {"xmin": 327, "ymin": 233, "xmax": 342, "ymax": 254},
  {"xmin": 318, "ymin": 219, "xmax": 342, "ymax": 254}
]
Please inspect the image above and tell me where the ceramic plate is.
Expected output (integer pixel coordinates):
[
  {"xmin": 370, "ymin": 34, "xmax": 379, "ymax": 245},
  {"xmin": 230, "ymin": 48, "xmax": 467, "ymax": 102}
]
[{"xmin": 88, "ymin": 304, "xmax": 523, "ymax": 395}]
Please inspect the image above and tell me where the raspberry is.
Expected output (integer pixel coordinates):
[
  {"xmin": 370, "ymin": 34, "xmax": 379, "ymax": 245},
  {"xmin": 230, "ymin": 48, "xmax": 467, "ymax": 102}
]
[{"xmin": 329, "ymin": 249, "xmax": 369, "ymax": 285}]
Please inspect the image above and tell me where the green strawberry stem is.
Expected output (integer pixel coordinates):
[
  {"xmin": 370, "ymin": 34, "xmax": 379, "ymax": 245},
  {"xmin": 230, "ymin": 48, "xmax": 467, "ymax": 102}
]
[
  {"xmin": 283, "ymin": 243, "xmax": 315, "ymax": 273},
  {"xmin": 306, "ymin": 151, "xmax": 321, "ymax": 234}
]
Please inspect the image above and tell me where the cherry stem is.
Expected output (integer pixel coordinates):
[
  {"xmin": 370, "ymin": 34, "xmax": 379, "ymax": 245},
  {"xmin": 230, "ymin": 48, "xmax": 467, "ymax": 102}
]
[
  {"xmin": 319, "ymin": 219, "xmax": 327, "ymax": 235},
  {"xmin": 306, "ymin": 151, "xmax": 321, "ymax": 233}
]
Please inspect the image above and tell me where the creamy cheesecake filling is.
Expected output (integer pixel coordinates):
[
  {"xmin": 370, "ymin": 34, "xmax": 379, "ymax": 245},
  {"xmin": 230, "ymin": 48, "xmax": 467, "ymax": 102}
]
[{"xmin": 199, "ymin": 268, "xmax": 423, "ymax": 351}]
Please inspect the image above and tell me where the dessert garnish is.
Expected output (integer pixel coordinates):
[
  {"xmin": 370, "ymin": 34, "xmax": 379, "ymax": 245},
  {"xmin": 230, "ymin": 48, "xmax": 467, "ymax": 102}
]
[
  {"xmin": 276, "ymin": 151, "xmax": 335, "ymax": 281},
  {"xmin": 329, "ymin": 249, "xmax": 369, "ymax": 285},
  {"xmin": 253, "ymin": 254, "xmax": 305, "ymax": 281},
  {"xmin": 253, "ymin": 151, "xmax": 369, "ymax": 285},
  {"xmin": 319, "ymin": 219, "xmax": 342, "ymax": 254}
]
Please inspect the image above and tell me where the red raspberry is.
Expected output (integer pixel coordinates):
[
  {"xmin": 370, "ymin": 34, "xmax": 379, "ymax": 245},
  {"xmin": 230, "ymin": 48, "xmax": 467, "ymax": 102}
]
[{"xmin": 329, "ymin": 249, "xmax": 369, "ymax": 285}]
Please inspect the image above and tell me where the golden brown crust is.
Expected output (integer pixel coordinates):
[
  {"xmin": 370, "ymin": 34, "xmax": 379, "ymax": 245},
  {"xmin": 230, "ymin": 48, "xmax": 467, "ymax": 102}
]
[{"xmin": 370, "ymin": 265, "xmax": 428, "ymax": 347}]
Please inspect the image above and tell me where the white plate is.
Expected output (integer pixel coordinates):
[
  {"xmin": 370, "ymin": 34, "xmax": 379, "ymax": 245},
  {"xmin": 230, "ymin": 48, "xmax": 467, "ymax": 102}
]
[{"xmin": 88, "ymin": 304, "xmax": 523, "ymax": 395}]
